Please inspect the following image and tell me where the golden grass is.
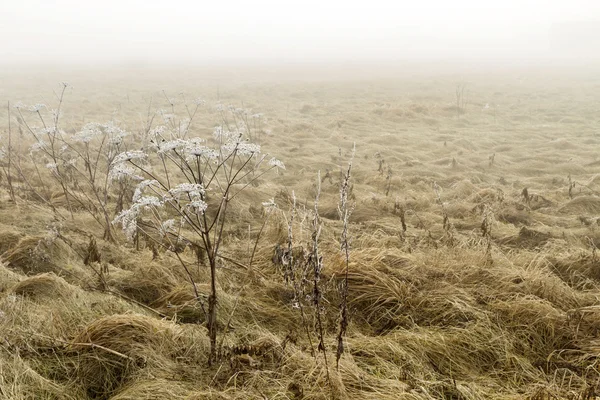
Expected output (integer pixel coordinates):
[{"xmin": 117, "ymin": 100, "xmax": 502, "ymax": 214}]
[
  {"xmin": 10, "ymin": 272, "xmax": 73, "ymax": 300},
  {"xmin": 2, "ymin": 68, "xmax": 600, "ymax": 399}
]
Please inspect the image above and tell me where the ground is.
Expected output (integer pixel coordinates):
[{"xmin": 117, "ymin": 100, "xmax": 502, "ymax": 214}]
[{"xmin": 1, "ymin": 65, "xmax": 600, "ymax": 399}]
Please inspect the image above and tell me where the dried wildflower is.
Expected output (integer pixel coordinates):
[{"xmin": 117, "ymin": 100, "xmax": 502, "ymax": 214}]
[
  {"xmin": 112, "ymin": 150, "xmax": 147, "ymax": 165},
  {"xmin": 72, "ymin": 123, "xmax": 102, "ymax": 143},
  {"xmin": 167, "ymin": 183, "xmax": 205, "ymax": 200},
  {"xmin": 133, "ymin": 179, "xmax": 159, "ymax": 202},
  {"xmin": 262, "ymin": 198, "xmax": 277, "ymax": 210},
  {"xmin": 29, "ymin": 103, "xmax": 46, "ymax": 112},
  {"xmin": 268, "ymin": 157, "xmax": 285, "ymax": 170},
  {"xmin": 29, "ymin": 140, "xmax": 48, "ymax": 154},
  {"xmin": 186, "ymin": 144, "xmax": 219, "ymax": 161},
  {"xmin": 186, "ymin": 200, "xmax": 208, "ymax": 214},
  {"xmin": 157, "ymin": 139, "xmax": 188, "ymax": 154},
  {"xmin": 46, "ymin": 162, "xmax": 58, "ymax": 173},
  {"xmin": 159, "ymin": 219, "xmax": 176, "ymax": 238},
  {"xmin": 108, "ymin": 163, "xmax": 143, "ymax": 183}
]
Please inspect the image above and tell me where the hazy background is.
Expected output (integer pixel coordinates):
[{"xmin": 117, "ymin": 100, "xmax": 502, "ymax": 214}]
[{"xmin": 1, "ymin": 0, "xmax": 600, "ymax": 68}]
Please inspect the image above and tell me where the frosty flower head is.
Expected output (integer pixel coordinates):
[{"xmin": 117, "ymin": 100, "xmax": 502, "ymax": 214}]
[
  {"xmin": 29, "ymin": 104, "xmax": 46, "ymax": 112},
  {"xmin": 136, "ymin": 196, "xmax": 163, "ymax": 208},
  {"xmin": 156, "ymin": 139, "xmax": 188, "ymax": 154},
  {"xmin": 108, "ymin": 163, "xmax": 143, "ymax": 183},
  {"xmin": 112, "ymin": 150, "xmax": 147, "ymax": 165},
  {"xmin": 223, "ymin": 141, "xmax": 261, "ymax": 157},
  {"xmin": 268, "ymin": 157, "xmax": 285, "ymax": 170},
  {"xmin": 187, "ymin": 200, "xmax": 208, "ymax": 214},
  {"xmin": 193, "ymin": 98, "xmax": 205, "ymax": 106},
  {"xmin": 13, "ymin": 101, "xmax": 25, "ymax": 109},
  {"xmin": 30, "ymin": 140, "xmax": 48, "ymax": 154},
  {"xmin": 151, "ymin": 125, "xmax": 167, "ymax": 136},
  {"xmin": 103, "ymin": 122, "xmax": 128, "ymax": 145},
  {"xmin": 113, "ymin": 194, "xmax": 163, "ymax": 241},
  {"xmin": 73, "ymin": 123, "xmax": 102, "ymax": 143},
  {"xmin": 133, "ymin": 179, "xmax": 159, "ymax": 202},
  {"xmin": 50, "ymin": 109, "xmax": 62, "ymax": 120},
  {"xmin": 46, "ymin": 162, "xmax": 58, "ymax": 173},
  {"xmin": 40, "ymin": 127, "xmax": 57, "ymax": 135},
  {"xmin": 159, "ymin": 219, "xmax": 176, "ymax": 238},
  {"xmin": 167, "ymin": 183, "xmax": 205, "ymax": 201},
  {"xmin": 262, "ymin": 198, "xmax": 278, "ymax": 211},
  {"xmin": 163, "ymin": 183, "xmax": 208, "ymax": 214},
  {"xmin": 185, "ymin": 144, "xmax": 219, "ymax": 162}
]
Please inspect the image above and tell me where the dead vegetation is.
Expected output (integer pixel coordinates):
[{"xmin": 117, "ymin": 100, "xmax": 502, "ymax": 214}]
[{"xmin": 2, "ymin": 70, "xmax": 600, "ymax": 399}]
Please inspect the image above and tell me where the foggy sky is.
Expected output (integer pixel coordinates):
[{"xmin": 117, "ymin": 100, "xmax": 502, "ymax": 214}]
[{"xmin": 2, "ymin": 0, "xmax": 600, "ymax": 66}]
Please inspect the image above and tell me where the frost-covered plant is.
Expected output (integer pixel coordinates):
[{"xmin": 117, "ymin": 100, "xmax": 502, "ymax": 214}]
[
  {"xmin": 15, "ymin": 86, "xmax": 135, "ymax": 241},
  {"xmin": 112, "ymin": 113, "xmax": 284, "ymax": 363}
]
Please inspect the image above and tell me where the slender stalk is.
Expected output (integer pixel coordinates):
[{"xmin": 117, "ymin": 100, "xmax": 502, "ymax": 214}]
[{"xmin": 7, "ymin": 101, "xmax": 15, "ymax": 202}]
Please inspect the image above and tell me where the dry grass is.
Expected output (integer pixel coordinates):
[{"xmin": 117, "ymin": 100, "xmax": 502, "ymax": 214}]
[
  {"xmin": 9, "ymin": 272, "xmax": 74, "ymax": 300},
  {"xmin": 2, "ymin": 67, "xmax": 600, "ymax": 399}
]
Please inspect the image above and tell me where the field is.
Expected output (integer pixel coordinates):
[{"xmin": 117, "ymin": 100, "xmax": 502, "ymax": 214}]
[{"xmin": 1, "ymin": 65, "xmax": 600, "ymax": 399}]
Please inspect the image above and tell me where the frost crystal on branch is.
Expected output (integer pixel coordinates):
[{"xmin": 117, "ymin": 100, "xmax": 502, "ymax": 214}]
[
  {"xmin": 108, "ymin": 163, "xmax": 143, "ymax": 183},
  {"xmin": 113, "ymin": 150, "xmax": 148, "ymax": 165},
  {"xmin": 45, "ymin": 162, "xmax": 58, "ymax": 173},
  {"xmin": 159, "ymin": 219, "xmax": 176, "ymax": 238},
  {"xmin": 167, "ymin": 183, "xmax": 205, "ymax": 200},
  {"xmin": 113, "ymin": 195, "xmax": 164, "ymax": 241},
  {"xmin": 186, "ymin": 200, "xmax": 208, "ymax": 214},
  {"xmin": 29, "ymin": 104, "xmax": 46, "ymax": 112},
  {"xmin": 262, "ymin": 198, "xmax": 278, "ymax": 211},
  {"xmin": 30, "ymin": 140, "xmax": 48, "ymax": 154},
  {"xmin": 72, "ymin": 123, "xmax": 102, "ymax": 143},
  {"xmin": 268, "ymin": 157, "xmax": 285, "ymax": 170},
  {"xmin": 185, "ymin": 143, "xmax": 219, "ymax": 161},
  {"xmin": 133, "ymin": 179, "xmax": 160, "ymax": 202},
  {"xmin": 156, "ymin": 139, "xmax": 188, "ymax": 154}
]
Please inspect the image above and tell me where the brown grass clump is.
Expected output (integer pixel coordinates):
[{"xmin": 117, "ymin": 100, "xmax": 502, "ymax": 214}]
[
  {"xmin": 108, "ymin": 261, "xmax": 181, "ymax": 305},
  {"xmin": 0, "ymin": 262, "xmax": 21, "ymax": 292},
  {"xmin": 0, "ymin": 349, "xmax": 87, "ymax": 400},
  {"xmin": 1, "ymin": 235, "xmax": 85, "ymax": 280},
  {"xmin": 70, "ymin": 314, "xmax": 190, "ymax": 397},
  {"xmin": 152, "ymin": 284, "xmax": 204, "ymax": 323},
  {"xmin": 0, "ymin": 228, "xmax": 23, "ymax": 254},
  {"xmin": 499, "ymin": 227, "xmax": 553, "ymax": 249},
  {"xmin": 9, "ymin": 272, "xmax": 73, "ymax": 300},
  {"xmin": 549, "ymin": 254, "xmax": 600, "ymax": 290},
  {"xmin": 489, "ymin": 296, "xmax": 574, "ymax": 358},
  {"xmin": 497, "ymin": 203, "xmax": 532, "ymax": 226},
  {"xmin": 560, "ymin": 196, "xmax": 600, "ymax": 214},
  {"xmin": 109, "ymin": 379, "xmax": 191, "ymax": 399}
]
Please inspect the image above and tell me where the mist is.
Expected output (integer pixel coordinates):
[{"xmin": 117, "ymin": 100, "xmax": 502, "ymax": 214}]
[{"xmin": 2, "ymin": 0, "xmax": 600, "ymax": 68}]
